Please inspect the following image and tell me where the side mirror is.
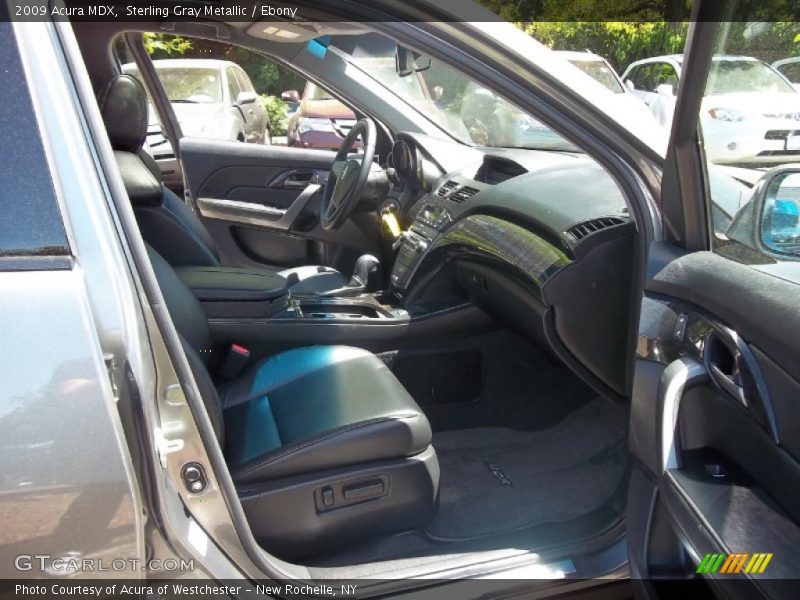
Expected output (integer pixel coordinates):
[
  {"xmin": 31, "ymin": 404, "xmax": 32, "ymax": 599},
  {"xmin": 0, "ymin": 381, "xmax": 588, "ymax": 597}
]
[
  {"xmin": 793, "ymin": 83, "xmax": 800, "ymax": 93},
  {"xmin": 625, "ymin": 79, "xmax": 635, "ymax": 91},
  {"xmin": 281, "ymin": 90, "xmax": 300, "ymax": 103},
  {"xmin": 431, "ymin": 85, "xmax": 444, "ymax": 102},
  {"xmin": 656, "ymin": 83, "xmax": 674, "ymax": 97},
  {"xmin": 727, "ymin": 165, "xmax": 800, "ymax": 259},
  {"xmin": 236, "ymin": 90, "xmax": 258, "ymax": 105}
]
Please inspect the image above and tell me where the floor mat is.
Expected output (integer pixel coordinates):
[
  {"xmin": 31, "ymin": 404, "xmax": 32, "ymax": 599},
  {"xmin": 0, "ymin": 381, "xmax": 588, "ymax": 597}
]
[{"xmin": 426, "ymin": 397, "xmax": 627, "ymax": 540}]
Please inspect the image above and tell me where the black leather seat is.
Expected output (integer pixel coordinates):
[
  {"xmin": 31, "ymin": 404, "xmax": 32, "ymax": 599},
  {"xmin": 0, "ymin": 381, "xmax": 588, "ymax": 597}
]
[
  {"xmin": 219, "ymin": 346, "xmax": 432, "ymax": 484},
  {"xmin": 99, "ymin": 74, "xmax": 348, "ymax": 294},
  {"xmin": 146, "ymin": 246, "xmax": 439, "ymax": 557}
]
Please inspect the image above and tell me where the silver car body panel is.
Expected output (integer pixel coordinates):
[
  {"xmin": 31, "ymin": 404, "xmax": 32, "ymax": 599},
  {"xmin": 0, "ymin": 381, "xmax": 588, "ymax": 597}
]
[{"xmin": 0, "ymin": 23, "xmax": 146, "ymax": 579}]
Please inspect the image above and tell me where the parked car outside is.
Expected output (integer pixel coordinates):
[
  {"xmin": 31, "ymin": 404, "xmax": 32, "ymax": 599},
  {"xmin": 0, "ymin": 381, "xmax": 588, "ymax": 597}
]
[
  {"xmin": 284, "ymin": 81, "xmax": 358, "ymax": 150},
  {"xmin": 458, "ymin": 51, "xmax": 658, "ymax": 150},
  {"xmin": 122, "ymin": 58, "xmax": 271, "ymax": 190},
  {"xmin": 772, "ymin": 57, "xmax": 800, "ymax": 91},
  {"xmin": 554, "ymin": 50, "xmax": 657, "ymax": 124},
  {"xmin": 622, "ymin": 54, "xmax": 800, "ymax": 165},
  {"xmin": 123, "ymin": 58, "xmax": 272, "ymax": 146}
]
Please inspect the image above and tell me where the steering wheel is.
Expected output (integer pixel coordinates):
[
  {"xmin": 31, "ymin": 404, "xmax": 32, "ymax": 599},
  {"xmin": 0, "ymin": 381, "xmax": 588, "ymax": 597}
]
[{"xmin": 320, "ymin": 118, "xmax": 376, "ymax": 231}]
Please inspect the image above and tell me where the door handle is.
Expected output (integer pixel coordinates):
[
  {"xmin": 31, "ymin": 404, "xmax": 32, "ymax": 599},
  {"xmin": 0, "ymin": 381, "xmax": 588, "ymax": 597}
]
[
  {"xmin": 270, "ymin": 169, "xmax": 318, "ymax": 190},
  {"xmin": 709, "ymin": 364, "xmax": 745, "ymax": 404},
  {"xmin": 704, "ymin": 332, "xmax": 746, "ymax": 406},
  {"xmin": 702, "ymin": 327, "xmax": 779, "ymax": 443},
  {"xmin": 282, "ymin": 177, "xmax": 310, "ymax": 190}
]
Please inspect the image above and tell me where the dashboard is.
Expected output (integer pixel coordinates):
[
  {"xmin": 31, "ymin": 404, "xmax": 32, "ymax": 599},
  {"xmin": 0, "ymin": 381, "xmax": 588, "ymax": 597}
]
[{"xmin": 384, "ymin": 132, "xmax": 637, "ymax": 401}]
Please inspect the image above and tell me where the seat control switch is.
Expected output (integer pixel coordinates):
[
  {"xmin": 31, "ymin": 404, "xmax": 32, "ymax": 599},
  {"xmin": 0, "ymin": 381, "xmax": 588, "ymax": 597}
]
[{"xmin": 343, "ymin": 480, "xmax": 385, "ymax": 502}]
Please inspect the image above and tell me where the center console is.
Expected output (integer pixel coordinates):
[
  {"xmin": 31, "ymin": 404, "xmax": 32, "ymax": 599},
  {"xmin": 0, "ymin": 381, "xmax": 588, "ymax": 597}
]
[
  {"xmin": 176, "ymin": 265, "xmax": 289, "ymax": 318},
  {"xmin": 274, "ymin": 294, "xmax": 409, "ymax": 321},
  {"xmin": 390, "ymin": 202, "xmax": 452, "ymax": 290},
  {"xmin": 177, "ymin": 204, "xmax": 489, "ymax": 355}
]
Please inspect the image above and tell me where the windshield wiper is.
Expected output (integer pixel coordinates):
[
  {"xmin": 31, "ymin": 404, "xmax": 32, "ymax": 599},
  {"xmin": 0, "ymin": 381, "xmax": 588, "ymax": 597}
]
[{"xmin": 170, "ymin": 98, "xmax": 200, "ymax": 104}]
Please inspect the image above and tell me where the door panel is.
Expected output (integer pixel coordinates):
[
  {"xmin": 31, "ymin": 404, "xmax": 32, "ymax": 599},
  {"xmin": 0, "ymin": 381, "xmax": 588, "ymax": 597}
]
[
  {"xmin": 630, "ymin": 251, "xmax": 800, "ymax": 596},
  {"xmin": 180, "ymin": 138, "xmax": 379, "ymax": 271}
]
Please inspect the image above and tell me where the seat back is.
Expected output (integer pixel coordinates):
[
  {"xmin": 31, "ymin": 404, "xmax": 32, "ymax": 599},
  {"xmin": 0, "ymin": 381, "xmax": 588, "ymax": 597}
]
[{"xmin": 98, "ymin": 74, "xmax": 220, "ymax": 267}]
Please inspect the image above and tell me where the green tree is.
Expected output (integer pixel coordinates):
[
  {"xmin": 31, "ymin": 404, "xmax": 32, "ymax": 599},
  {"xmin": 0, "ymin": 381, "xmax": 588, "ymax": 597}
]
[
  {"xmin": 142, "ymin": 33, "xmax": 192, "ymax": 56},
  {"xmin": 142, "ymin": 33, "xmax": 304, "ymax": 97},
  {"xmin": 523, "ymin": 21, "xmax": 688, "ymax": 72}
]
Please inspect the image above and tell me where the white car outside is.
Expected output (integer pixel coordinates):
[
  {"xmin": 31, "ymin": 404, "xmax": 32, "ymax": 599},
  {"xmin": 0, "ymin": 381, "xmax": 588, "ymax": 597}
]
[
  {"xmin": 622, "ymin": 55, "xmax": 800, "ymax": 165},
  {"xmin": 554, "ymin": 50, "xmax": 658, "ymax": 127}
]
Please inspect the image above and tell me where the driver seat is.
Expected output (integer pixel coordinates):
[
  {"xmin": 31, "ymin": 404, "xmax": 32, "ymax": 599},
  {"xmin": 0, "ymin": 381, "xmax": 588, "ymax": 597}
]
[{"xmin": 98, "ymin": 74, "xmax": 348, "ymax": 294}]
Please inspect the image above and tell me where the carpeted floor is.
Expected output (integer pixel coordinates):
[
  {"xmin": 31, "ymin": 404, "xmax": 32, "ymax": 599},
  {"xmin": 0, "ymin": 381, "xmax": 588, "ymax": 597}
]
[{"xmin": 426, "ymin": 397, "xmax": 628, "ymax": 540}]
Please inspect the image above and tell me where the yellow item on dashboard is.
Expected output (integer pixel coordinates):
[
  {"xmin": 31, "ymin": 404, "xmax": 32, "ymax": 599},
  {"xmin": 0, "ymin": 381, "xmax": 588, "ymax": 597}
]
[{"xmin": 382, "ymin": 212, "xmax": 402, "ymax": 238}]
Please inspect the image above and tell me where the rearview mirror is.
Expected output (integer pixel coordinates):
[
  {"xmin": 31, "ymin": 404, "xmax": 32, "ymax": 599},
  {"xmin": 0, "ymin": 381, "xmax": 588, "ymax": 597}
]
[
  {"xmin": 727, "ymin": 165, "xmax": 800, "ymax": 259},
  {"xmin": 236, "ymin": 90, "xmax": 258, "ymax": 105},
  {"xmin": 281, "ymin": 90, "xmax": 300, "ymax": 103},
  {"xmin": 395, "ymin": 46, "xmax": 431, "ymax": 77}
]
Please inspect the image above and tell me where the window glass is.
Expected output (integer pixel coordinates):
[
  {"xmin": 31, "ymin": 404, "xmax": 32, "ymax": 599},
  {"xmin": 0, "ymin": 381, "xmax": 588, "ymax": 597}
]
[
  {"xmin": 120, "ymin": 33, "xmax": 305, "ymax": 148},
  {"xmin": 159, "ymin": 67, "xmax": 222, "ymax": 103},
  {"xmin": 569, "ymin": 59, "xmax": 625, "ymax": 94},
  {"xmin": 0, "ymin": 24, "xmax": 69, "ymax": 260},
  {"xmin": 226, "ymin": 67, "xmax": 242, "ymax": 102},
  {"xmin": 628, "ymin": 65, "xmax": 652, "ymax": 91},
  {"xmin": 654, "ymin": 64, "xmax": 679, "ymax": 94},
  {"xmin": 775, "ymin": 62, "xmax": 800, "ymax": 85},
  {"xmin": 330, "ymin": 33, "xmax": 577, "ymax": 151},
  {"xmin": 234, "ymin": 68, "xmax": 254, "ymax": 93},
  {"xmin": 706, "ymin": 59, "xmax": 793, "ymax": 95},
  {"xmin": 700, "ymin": 19, "xmax": 800, "ymax": 268}
]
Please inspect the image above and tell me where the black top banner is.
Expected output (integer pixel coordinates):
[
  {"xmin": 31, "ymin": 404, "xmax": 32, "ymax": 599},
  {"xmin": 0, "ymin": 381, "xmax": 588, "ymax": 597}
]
[{"xmin": 2, "ymin": 0, "xmax": 800, "ymax": 23}]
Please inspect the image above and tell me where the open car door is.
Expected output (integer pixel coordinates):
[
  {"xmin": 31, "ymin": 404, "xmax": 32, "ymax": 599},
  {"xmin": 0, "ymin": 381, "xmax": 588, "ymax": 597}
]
[
  {"xmin": 628, "ymin": 2, "xmax": 800, "ymax": 599},
  {"xmin": 122, "ymin": 33, "xmax": 380, "ymax": 276}
]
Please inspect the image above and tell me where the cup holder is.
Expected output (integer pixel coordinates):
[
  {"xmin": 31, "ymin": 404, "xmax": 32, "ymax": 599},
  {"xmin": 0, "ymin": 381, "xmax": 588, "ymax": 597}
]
[{"xmin": 288, "ymin": 302, "xmax": 385, "ymax": 320}]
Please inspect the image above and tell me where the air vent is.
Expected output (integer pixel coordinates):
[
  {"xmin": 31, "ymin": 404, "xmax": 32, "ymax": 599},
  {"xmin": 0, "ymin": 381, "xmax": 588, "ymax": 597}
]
[
  {"xmin": 566, "ymin": 216, "xmax": 626, "ymax": 241},
  {"xmin": 436, "ymin": 180, "xmax": 459, "ymax": 197},
  {"xmin": 450, "ymin": 186, "xmax": 480, "ymax": 203}
]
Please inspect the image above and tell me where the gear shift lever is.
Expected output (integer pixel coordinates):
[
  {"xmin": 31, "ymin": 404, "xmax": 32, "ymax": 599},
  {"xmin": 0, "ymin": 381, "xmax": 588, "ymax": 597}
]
[
  {"xmin": 349, "ymin": 254, "xmax": 380, "ymax": 289},
  {"xmin": 303, "ymin": 254, "xmax": 381, "ymax": 298}
]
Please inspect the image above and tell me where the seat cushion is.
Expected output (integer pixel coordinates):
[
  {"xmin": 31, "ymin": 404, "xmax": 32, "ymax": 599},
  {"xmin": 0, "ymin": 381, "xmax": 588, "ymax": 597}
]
[{"xmin": 220, "ymin": 346, "xmax": 432, "ymax": 484}]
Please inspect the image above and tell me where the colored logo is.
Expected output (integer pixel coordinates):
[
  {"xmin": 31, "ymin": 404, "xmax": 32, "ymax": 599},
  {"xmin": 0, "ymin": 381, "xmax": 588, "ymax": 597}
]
[{"xmin": 697, "ymin": 552, "xmax": 773, "ymax": 575}]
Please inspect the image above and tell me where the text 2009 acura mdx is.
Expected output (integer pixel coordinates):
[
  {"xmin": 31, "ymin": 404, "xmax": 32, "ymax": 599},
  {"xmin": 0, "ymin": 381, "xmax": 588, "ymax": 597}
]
[{"xmin": 1, "ymin": 1, "xmax": 799, "ymax": 598}]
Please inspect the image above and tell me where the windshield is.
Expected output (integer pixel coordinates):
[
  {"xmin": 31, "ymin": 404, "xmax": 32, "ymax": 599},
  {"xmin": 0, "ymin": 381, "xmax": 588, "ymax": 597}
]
[
  {"xmin": 331, "ymin": 33, "xmax": 577, "ymax": 152},
  {"xmin": 706, "ymin": 60, "xmax": 794, "ymax": 95},
  {"xmin": 568, "ymin": 59, "xmax": 625, "ymax": 94},
  {"xmin": 154, "ymin": 67, "xmax": 222, "ymax": 103},
  {"xmin": 305, "ymin": 82, "xmax": 335, "ymax": 101}
]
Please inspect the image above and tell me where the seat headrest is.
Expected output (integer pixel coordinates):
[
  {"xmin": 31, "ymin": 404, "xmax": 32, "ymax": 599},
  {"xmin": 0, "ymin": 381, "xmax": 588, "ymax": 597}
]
[{"xmin": 98, "ymin": 74, "xmax": 148, "ymax": 152}]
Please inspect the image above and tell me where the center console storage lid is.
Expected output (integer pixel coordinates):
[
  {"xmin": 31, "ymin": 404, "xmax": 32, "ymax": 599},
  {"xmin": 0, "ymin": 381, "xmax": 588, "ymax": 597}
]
[{"xmin": 175, "ymin": 266, "xmax": 288, "ymax": 302}]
